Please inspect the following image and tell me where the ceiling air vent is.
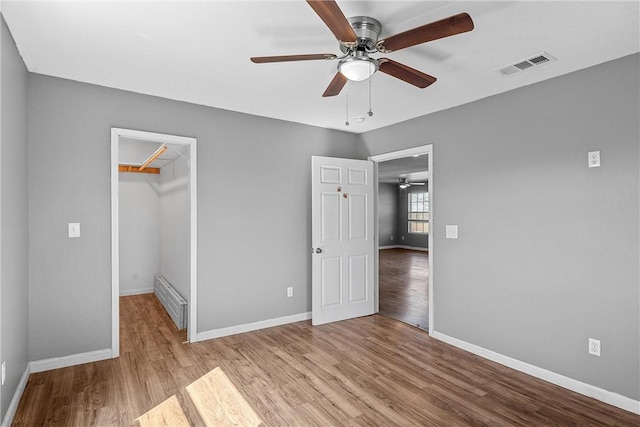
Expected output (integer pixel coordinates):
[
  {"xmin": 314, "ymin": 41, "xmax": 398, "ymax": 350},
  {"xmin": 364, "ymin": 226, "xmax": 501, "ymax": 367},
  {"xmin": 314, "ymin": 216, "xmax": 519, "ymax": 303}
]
[{"xmin": 498, "ymin": 52, "xmax": 556, "ymax": 76}]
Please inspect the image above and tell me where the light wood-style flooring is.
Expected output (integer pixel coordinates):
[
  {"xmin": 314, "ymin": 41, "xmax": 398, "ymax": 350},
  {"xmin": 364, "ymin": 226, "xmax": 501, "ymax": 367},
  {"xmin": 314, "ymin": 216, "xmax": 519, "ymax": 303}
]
[
  {"xmin": 13, "ymin": 294, "xmax": 639, "ymax": 426},
  {"xmin": 379, "ymin": 248, "xmax": 429, "ymax": 330}
]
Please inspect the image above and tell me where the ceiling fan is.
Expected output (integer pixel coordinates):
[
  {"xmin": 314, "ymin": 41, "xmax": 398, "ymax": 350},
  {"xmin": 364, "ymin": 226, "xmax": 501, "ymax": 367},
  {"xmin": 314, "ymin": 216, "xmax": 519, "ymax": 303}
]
[
  {"xmin": 250, "ymin": 0, "xmax": 474, "ymax": 97},
  {"xmin": 399, "ymin": 177, "xmax": 425, "ymax": 189}
]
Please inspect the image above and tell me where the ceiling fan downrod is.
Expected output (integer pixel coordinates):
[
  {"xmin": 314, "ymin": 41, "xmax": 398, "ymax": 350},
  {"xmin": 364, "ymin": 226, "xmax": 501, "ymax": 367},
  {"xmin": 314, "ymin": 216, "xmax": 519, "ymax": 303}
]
[{"xmin": 339, "ymin": 16, "xmax": 382, "ymax": 54}]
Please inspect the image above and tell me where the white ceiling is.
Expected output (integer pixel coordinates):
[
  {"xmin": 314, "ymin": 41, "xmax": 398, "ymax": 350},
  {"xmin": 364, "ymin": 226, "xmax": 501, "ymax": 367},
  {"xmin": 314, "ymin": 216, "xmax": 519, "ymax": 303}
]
[
  {"xmin": 378, "ymin": 154, "xmax": 428, "ymax": 184},
  {"xmin": 2, "ymin": 1, "xmax": 638, "ymax": 134}
]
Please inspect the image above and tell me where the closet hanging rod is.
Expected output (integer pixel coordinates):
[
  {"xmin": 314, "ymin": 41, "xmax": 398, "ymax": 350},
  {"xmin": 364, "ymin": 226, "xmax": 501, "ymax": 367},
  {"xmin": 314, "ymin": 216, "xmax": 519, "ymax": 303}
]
[{"xmin": 139, "ymin": 144, "xmax": 168, "ymax": 171}]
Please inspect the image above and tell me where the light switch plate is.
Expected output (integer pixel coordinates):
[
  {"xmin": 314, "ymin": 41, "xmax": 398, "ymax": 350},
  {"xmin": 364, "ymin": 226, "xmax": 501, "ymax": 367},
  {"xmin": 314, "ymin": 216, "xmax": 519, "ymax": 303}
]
[
  {"xmin": 446, "ymin": 225, "xmax": 458, "ymax": 239},
  {"xmin": 68, "ymin": 222, "xmax": 80, "ymax": 238},
  {"xmin": 588, "ymin": 151, "xmax": 600, "ymax": 168}
]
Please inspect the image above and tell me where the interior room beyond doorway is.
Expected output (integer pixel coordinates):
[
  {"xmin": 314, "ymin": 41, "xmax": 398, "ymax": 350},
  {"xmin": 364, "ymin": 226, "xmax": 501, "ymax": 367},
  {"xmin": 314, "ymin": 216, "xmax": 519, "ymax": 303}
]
[{"xmin": 375, "ymin": 151, "xmax": 430, "ymax": 330}]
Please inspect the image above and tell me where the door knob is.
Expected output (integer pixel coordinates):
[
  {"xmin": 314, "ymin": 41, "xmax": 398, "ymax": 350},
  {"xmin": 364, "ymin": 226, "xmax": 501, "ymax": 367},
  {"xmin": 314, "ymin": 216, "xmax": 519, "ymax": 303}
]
[{"xmin": 315, "ymin": 248, "xmax": 323, "ymax": 254}]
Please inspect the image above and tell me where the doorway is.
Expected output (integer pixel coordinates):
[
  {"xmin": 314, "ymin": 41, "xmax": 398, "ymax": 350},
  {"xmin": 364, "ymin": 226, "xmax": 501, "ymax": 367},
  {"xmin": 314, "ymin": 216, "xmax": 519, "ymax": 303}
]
[
  {"xmin": 369, "ymin": 145, "xmax": 433, "ymax": 333},
  {"xmin": 110, "ymin": 128, "xmax": 198, "ymax": 357}
]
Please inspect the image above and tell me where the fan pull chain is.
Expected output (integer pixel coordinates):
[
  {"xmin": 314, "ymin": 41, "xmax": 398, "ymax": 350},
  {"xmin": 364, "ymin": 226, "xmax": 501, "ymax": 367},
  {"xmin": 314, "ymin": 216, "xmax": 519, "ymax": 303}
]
[
  {"xmin": 368, "ymin": 68, "xmax": 374, "ymax": 117},
  {"xmin": 345, "ymin": 95, "xmax": 350, "ymax": 126}
]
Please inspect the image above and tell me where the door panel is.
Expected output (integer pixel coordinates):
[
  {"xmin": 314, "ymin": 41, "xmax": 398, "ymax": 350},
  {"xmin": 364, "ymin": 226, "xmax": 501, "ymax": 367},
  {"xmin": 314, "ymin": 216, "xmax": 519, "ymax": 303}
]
[
  {"xmin": 348, "ymin": 194, "xmax": 367, "ymax": 240},
  {"xmin": 348, "ymin": 254, "xmax": 368, "ymax": 303},
  {"xmin": 348, "ymin": 168, "xmax": 367, "ymax": 185},
  {"xmin": 321, "ymin": 257, "xmax": 342, "ymax": 307},
  {"xmin": 312, "ymin": 156, "xmax": 374, "ymax": 326},
  {"xmin": 321, "ymin": 193, "xmax": 341, "ymax": 241}
]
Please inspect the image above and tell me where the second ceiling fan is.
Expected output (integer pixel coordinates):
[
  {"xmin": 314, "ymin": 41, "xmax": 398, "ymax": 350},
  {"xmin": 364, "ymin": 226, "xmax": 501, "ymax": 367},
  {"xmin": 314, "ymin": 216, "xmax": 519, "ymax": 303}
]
[
  {"xmin": 251, "ymin": 0, "xmax": 474, "ymax": 97},
  {"xmin": 399, "ymin": 177, "xmax": 425, "ymax": 189}
]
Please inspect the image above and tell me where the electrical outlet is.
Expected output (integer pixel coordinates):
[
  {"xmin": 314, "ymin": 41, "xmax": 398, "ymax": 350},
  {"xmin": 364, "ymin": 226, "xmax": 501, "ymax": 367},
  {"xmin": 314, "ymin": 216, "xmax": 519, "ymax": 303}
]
[
  {"xmin": 68, "ymin": 222, "xmax": 80, "ymax": 238},
  {"xmin": 588, "ymin": 151, "xmax": 600, "ymax": 168},
  {"xmin": 2, "ymin": 361, "xmax": 5, "ymax": 385},
  {"xmin": 446, "ymin": 225, "xmax": 459, "ymax": 239},
  {"xmin": 588, "ymin": 338, "xmax": 601, "ymax": 356},
  {"xmin": 287, "ymin": 287, "xmax": 293, "ymax": 298}
]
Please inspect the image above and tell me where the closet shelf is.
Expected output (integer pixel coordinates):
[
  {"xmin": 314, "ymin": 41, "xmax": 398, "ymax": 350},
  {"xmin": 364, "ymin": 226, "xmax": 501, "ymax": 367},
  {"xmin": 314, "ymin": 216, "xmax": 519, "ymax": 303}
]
[{"xmin": 118, "ymin": 164, "xmax": 160, "ymax": 174}]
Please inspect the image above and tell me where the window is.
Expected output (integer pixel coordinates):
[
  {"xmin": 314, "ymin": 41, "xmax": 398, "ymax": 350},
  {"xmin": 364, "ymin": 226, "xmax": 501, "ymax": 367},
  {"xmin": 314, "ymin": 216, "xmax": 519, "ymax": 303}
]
[{"xmin": 408, "ymin": 192, "xmax": 429, "ymax": 234}]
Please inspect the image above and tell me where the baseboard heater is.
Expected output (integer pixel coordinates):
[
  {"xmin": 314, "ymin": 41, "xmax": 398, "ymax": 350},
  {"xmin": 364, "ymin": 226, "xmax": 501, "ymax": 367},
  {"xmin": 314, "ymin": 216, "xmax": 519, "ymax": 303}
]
[{"xmin": 154, "ymin": 275, "xmax": 187, "ymax": 330}]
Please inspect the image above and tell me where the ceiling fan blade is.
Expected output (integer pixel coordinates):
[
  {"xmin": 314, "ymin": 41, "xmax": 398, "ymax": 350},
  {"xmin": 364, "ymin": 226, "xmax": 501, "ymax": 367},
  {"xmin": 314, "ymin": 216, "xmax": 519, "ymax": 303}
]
[
  {"xmin": 306, "ymin": 0, "xmax": 357, "ymax": 44},
  {"xmin": 411, "ymin": 182, "xmax": 426, "ymax": 185},
  {"xmin": 377, "ymin": 12, "xmax": 474, "ymax": 53},
  {"xmin": 322, "ymin": 72, "xmax": 348, "ymax": 97},
  {"xmin": 378, "ymin": 59, "xmax": 437, "ymax": 88},
  {"xmin": 250, "ymin": 53, "xmax": 337, "ymax": 63}
]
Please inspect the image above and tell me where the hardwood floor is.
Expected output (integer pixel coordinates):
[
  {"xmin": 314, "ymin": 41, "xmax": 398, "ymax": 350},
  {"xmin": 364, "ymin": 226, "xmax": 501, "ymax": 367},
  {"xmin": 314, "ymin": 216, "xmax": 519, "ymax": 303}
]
[
  {"xmin": 13, "ymin": 294, "xmax": 639, "ymax": 426},
  {"xmin": 379, "ymin": 248, "xmax": 429, "ymax": 330}
]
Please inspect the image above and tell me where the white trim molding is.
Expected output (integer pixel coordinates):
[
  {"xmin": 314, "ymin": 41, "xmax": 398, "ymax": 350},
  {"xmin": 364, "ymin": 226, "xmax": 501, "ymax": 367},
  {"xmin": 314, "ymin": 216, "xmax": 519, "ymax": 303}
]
[
  {"xmin": 1, "ymin": 366, "xmax": 31, "ymax": 427},
  {"xmin": 431, "ymin": 331, "xmax": 640, "ymax": 415},
  {"xmin": 369, "ymin": 146, "xmax": 432, "ymax": 162},
  {"xmin": 111, "ymin": 127, "xmax": 198, "ymax": 357},
  {"xmin": 368, "ymin": 144, "xmax": 433, "ymax": 332},
  {"xmin": 119, "ymin": 288, "xmax": 154, "ymax": 297},
  {"xmin": 29, "ymin": 348, "xmax": 112, "ymax": 374},
  {"xmin": 196, "ymin": 312, "xmax": 312, "ymax": 342}
]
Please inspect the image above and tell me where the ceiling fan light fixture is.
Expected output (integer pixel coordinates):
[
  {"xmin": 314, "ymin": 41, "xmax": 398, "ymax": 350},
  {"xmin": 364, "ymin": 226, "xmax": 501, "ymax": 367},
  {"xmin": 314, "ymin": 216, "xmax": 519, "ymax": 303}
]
[
  {"xmin": 399, "ymin": 183, "xmax": 410, "ymax": 189},
  {"xmin": 338, "ymin": 56, "xmax": 378, "ymax": 81}
]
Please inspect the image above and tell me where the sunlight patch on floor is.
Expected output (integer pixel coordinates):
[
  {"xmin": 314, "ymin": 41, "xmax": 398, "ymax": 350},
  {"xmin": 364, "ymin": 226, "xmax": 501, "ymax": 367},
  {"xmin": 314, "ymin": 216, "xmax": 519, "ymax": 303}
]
[
  {"xmin": 186, "ymin": 367, "xmax": 263, "ymax": 427},
  {"xmin": 134, "ymin": 395, "xmax": 191, "ymax": 426},
  {"xmin": 133, "ymin": 367, "xmax": 262, "ymax": 426}
]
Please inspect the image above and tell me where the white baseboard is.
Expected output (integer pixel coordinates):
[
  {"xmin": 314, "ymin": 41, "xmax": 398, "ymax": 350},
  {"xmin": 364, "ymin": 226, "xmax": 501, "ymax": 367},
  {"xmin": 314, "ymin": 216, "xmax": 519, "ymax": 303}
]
[
  {"xmin": 29, "ymin": 348, "xmax": 112, "ymax": 374},
  {"xmin": 1, "ymin": 365, "xmax": 31, "ymax": 427},
  {"xmin": 431, "ymin": 331, "xmax": 640, "ymax": 415},
  {"xmin": 119, "ymin": 287, "xmax": 154, "ymax": 296},
  {"xmin": 196, "ymin": 311, "xmax": 312, "ymax": 342},
  {"xmin": 379, "ymin": 245, "xmax": 428, "ymax": 252}
]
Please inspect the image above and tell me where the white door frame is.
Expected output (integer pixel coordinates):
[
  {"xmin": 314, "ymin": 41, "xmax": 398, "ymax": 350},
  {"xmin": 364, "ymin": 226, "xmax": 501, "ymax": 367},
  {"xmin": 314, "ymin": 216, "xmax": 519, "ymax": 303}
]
[
  {"xmin": 368, "ymin": 145, "xmax": 433, "ymax": 333},
  {"xmin": 110, "ymin": 128, "xmax": 198, "ymax": 357}
]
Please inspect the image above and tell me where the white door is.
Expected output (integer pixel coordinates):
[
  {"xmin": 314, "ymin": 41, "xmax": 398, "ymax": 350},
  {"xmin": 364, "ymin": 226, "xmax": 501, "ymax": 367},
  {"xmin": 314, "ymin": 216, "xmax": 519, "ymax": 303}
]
[{"xmin": 311, "ymin": 156, "xmax": 375, "ymax": 326}]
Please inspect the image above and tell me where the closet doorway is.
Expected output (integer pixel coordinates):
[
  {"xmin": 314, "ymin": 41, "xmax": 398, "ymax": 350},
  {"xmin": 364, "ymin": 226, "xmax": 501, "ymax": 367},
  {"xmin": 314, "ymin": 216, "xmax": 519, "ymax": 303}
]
[
  {"xmin": 370, "ymin": 146, "xmax": 433, "ymax": 332},
  {"xmin": 110, "ymin": 128, "xmax": 197, "ymax": 357}
]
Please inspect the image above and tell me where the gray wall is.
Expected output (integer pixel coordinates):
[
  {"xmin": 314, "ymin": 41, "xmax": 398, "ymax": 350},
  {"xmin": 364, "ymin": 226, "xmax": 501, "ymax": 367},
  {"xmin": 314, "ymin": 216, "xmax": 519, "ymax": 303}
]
[
  {"xmin": 396, "ymin": 186, "xmax": 428, "ymax": 249},
  {"xmin": 0, "ymin": 16, "xmax": 29, "ymax": 421},
  {"xmin": 159, "ymin": 155, "xmax": 190, "ymax": 301},
  {"xmin": 27, "ymin": 73, "xmax": 358, "ymax": 360},
  {"xmin": 378, "ymin": 183, "xmax": 397, "ymax": 246},
  {"xmin": 119, "ymin": 172, "xmax": 161, "ymax": 295},
  {"xmin": 357, "ymin": 54, "xmax": 640, "ymax": 400},
  {"xmin": 378, "ymin": 183, "xmax": 429, "ymax": 249}
]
